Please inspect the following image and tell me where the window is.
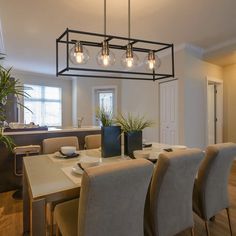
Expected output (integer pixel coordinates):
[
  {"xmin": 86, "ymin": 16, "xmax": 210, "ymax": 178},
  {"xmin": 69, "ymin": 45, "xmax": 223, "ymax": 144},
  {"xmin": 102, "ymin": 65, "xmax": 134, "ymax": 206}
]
[
  {"xmin": 94, "ymin": 88, "xmax": 116, "ymax": 125},
  {"xmin": 24, "ymin": 84, "xmax": 62, "ymax": 127}
]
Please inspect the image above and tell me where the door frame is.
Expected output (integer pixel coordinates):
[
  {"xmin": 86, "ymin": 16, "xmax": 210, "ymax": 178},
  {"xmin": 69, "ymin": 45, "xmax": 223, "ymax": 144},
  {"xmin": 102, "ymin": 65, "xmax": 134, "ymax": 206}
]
[
  {"xmin": 92, "ymin": 85, "xmax": 118, "ymax": 125},
  {"xmin": 158, "ymin": 78, "xmax": 179, "ymax": 144},
  {"xmin": 205, "ymin": 77, "xmax": 223, "ymax": 145}
]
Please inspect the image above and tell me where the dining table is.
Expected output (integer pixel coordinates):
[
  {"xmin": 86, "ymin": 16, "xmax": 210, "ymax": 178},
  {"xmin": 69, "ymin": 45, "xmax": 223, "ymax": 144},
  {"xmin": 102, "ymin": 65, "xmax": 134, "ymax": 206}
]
[{"xmin": 22, "ymin": 143, "xmax": 173, "ymax": 236}]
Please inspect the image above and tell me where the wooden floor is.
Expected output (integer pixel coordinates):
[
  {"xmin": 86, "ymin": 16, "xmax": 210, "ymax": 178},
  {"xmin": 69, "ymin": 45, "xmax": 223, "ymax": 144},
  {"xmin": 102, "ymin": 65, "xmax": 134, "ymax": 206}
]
[{"xmin": 0, "ymin": 162, "xmax": 236, "ymax": 236}]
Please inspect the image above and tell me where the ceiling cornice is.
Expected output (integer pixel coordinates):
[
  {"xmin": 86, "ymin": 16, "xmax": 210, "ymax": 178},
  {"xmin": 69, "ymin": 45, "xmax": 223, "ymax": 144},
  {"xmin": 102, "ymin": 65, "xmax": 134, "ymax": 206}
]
[
  {"xmin": 204, "ymin": 38, "xmax": 236, "ymax": 54},
  {"xmin": 158, "ymin": 43, "xmax": 204, "ymax": 59},
  {"xmin": 203, "ymin": 37, "xmax": 236, "ymax": 60},
  {"xmin": 170, "ymin": 40, "xmax": 236, "ymax": 64}
]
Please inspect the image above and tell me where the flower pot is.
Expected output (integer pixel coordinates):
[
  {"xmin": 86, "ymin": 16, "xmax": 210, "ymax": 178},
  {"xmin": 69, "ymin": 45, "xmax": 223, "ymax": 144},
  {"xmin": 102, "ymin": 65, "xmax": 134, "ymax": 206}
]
[
  {"xmin": 124, "ymin": 131, "xmax": 142, "ymax": 158},
  {"xmin": 101, "ymin": 126, "xmax": 121, "ymax": 158}
]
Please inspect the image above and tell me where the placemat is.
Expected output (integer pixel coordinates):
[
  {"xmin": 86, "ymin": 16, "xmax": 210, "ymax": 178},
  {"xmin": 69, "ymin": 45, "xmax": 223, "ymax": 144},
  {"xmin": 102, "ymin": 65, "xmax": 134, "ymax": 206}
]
[{"xmin": 61, "ymin": 166, "xmax": 82, "ymax": 185}]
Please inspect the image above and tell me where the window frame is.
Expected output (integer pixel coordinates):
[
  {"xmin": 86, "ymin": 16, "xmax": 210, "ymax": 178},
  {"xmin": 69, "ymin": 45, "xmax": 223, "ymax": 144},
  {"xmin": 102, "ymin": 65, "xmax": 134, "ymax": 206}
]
[
  {"xmin": 23, "ymin": 84, "xmax": 62, "ymax": 127},
  {"xmin": 92, "ymin": 86, "xmax": 118, "ymax": 126}
]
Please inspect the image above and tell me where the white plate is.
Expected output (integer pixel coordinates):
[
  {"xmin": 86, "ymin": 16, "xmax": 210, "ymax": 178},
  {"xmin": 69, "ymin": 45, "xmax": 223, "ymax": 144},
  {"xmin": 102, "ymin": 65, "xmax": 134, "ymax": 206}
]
[
  {"xmin": 72, "ymin": 165, "xmax": 84, "ymax": 175},
  {"xmin": 54, "ymin": 151, "xmax": 79, "ymax": 158},
  {"xmin": 171, "ymin": 145, "xmax": 187, "ymax": 150}
]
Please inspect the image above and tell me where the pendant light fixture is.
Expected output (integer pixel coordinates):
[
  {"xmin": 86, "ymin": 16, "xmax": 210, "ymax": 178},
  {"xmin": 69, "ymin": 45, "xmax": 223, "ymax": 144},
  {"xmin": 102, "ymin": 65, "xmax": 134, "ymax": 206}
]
[
  {"xmin": 56, "ymin": 1, "xmax": 175, "ymax": 81},
  {"xmin": 121, "ymin": 0, "xmax": 139, "ymax": 69},
  {"xmin": 69, "ymin": 41, "xmax": 89, "ymax": 65},
  {"xmin": 96, "ymin": 0, "xmax": 115, "ymax": 67},
  {"xmin": 144, "ymin": 50, "xmax": 161, "ymax": 71}
]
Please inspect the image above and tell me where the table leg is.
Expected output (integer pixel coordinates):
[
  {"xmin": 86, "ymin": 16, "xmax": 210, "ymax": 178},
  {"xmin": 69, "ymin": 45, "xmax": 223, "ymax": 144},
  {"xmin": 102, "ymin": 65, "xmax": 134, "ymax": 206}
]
[
  {"xmin": 23, "ymin": 165, "xmax": 30, "ymax": 235},
  {"xmin": 31, "ymin": 198, "xmax": 47, "ymax": 236},
  {"xmin": 23, "ymin": 163, "xmax": 47, "ymax": 236}
]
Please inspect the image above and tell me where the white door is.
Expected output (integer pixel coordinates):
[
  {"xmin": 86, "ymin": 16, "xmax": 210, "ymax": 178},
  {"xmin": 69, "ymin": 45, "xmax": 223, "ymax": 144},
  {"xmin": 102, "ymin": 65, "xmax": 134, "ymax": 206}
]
[
  {"xmin": 206, "ymin": 79, "xmax": 223, "ymax": 145},
  {"xmin": 207, "ymin": 84, "xmax": 216, "ymax": 144},
  {"xmin": 160, "ymin": 80, "xmax": 178, "ymax": 145}
]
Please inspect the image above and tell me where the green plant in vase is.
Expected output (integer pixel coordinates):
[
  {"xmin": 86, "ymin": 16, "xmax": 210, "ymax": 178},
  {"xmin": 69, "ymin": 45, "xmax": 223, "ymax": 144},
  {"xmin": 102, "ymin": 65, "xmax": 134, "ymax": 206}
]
[
  {"xmin": 96, "ymin": 107, "xmax": 121, "ymax": 158},
  {"xmin": 95, "ymin": 107, "xmax": 113, "ymax": 126},
  {"xmin": 115, "ymin": 113, "xmax": 154, "ymax": 158},
  {"xmin": 0, "ymin": 54, "xmax": 29, "ymax": 151}
]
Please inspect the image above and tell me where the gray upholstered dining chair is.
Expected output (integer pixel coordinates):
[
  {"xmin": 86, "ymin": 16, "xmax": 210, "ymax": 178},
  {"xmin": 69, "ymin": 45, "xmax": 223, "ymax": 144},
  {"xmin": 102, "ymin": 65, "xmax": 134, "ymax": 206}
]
[
  {"xmin": 144, "ymin": 148, "xmax": 204, "ymax": 236},
  {"xmin": 42, "ymin": 136, "xmax": 79, "ymax": 154},
  {"xmin": 54, "ymin": 159, "xmax": 153, "ymax": 236},
  {"xmin": 84, "ymin": 134, "xmax": 101, "ymax": 149},
  {"xmin": 193, "ymin": 142, "xmax": 236, "ymax": 236},
  {"xmin": 42, "ymin": 136, "xmax": 79, "ymax": 235}
]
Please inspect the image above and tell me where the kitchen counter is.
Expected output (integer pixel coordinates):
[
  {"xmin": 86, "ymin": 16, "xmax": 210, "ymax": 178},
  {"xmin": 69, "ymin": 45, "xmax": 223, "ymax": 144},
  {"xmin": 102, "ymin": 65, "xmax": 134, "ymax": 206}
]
[
  {"xmin": 0, "ymin": 126, "xmax": 101, "ymax": 193},
  {"xmin": 4, "ymin": 126, "xmax": 100, "ymax": 136}
]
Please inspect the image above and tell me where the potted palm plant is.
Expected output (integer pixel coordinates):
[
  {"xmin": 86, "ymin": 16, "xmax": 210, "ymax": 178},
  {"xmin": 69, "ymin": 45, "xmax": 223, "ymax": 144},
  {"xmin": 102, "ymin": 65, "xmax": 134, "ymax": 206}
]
[
  {"xmin": 116, "ymin": 113, "xmax": 154, "ymax": 158},
  {"xmin": 96, "ymin": 108, "xmax": 121, "ymax": 158},
  {"xmin": 0, "ymin": 54, "xmax": 28, "ymax": 151}
]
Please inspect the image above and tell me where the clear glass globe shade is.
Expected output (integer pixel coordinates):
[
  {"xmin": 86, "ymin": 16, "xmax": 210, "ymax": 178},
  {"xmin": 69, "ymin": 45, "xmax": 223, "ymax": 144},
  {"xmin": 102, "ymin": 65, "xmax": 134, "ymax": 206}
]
[
  {"xmin": 69, "ymin": 45, "xmax": 89, "ymax": 65},
  {"xmin": 144, "ymin": 55, "xmax": 161, "ymax": 71},
  {"xmin": 96, "ymin": 50, "xmax": 115, "ymax": 67},
  {"xmin": 121, "ymin": 52, "xmax": 139, "ymax": 69}
]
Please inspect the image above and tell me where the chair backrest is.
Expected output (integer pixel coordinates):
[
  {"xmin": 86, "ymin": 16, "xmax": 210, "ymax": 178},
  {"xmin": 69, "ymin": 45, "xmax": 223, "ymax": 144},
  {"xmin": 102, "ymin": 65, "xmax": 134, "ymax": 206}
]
[
  {"xmin": 14, "ymin": 145, "xmax": 41, "ymax": 156},
  {"xmin": 78, "ymin": 159, "xmax": 153, "ymax": 236},
  {"xmin": 42, "ymin": 136, "xmax": 79, "ymax": 154},
  {"xmin": 84, "ymin": 134, "xmax": 101, "ymax": 149},
  {"xmin": 145, "ymin": 149, "xmax": 204, "ymax": 236},
  {"xmin": 196, "ymin": 142, "xmax": 236, "ymax": 220}
]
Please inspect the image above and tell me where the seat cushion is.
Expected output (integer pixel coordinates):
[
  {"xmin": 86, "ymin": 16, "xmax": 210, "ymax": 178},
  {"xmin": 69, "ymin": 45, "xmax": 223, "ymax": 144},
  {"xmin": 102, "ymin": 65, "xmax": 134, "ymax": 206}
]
[{"xmin": 54, "ymin": 198, "xmax": 79, "ymax": 236}]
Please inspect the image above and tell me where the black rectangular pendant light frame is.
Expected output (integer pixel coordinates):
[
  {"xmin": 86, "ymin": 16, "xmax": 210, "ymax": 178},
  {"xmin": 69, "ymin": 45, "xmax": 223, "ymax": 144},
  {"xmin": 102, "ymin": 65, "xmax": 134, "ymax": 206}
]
[{"xmin": 56, "ymin": 28, "xmax": 175, "ymax": 81}]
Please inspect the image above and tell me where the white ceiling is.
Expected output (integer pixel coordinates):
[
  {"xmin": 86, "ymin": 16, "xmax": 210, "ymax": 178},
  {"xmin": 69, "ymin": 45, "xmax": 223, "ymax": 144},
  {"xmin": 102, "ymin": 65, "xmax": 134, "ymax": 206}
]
[{"xmin": 0, "ymin": 0, "xmax": 236, "ymax": 74}]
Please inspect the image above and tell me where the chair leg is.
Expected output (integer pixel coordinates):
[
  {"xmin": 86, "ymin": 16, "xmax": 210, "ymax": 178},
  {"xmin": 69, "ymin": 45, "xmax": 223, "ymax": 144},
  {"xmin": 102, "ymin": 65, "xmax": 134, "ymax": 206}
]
[
  {"xmin": 46, "ymin": 203, "xmax": 54, "ymax": 236},
  {"xmin": 50, "ymin": 207, "xmax": 54, "ymax": 236},
  {"xmin": 205, "ymin": 221, "xmax": 210, "ymax": 236},
  {"xmin": 55, "ymin": 223, "xmax": 61, "ymax": 236},
  {"xmin": 191, "ymin": 227, "xmax": 194, "ymax": 236},
  {"xmin": 226, "ymin": 208, "xmax": 233, "ymax": 236}
]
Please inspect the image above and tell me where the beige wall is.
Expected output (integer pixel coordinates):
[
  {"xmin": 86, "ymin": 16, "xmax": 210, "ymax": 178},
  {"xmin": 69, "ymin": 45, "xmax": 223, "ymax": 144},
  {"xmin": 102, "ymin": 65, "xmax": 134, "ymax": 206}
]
[
  {"xmin": 121, "ymin": 79, "xmax": 159, "ymax": 142},
  {"xmin": 223, "ymin": 64, "xmax": 236, "ymax": 142},
  {"xmin": 10, "ymin": 52, "xmax": 225, "ymax": 149},
  {"xmin": 121, "ymin": 48, "xmax": 223, "ymax": 148},
  {"xmin": 11, "ymin": 70, "xmax": 73, "ymax": 127},
  {"xmin": 75, "ymin": 77, "xmax": 122, "ymax": 126},
  {"xmin": 11, "ymin": 70, "xmax": 122, "ymax": 128},
  {"xmin": 120, "ymin": 50, "xmax": 186, "ymax": 143},
  {"xmin": 183, "ymin": 52, "xmax": 223, "ymax": 148}
]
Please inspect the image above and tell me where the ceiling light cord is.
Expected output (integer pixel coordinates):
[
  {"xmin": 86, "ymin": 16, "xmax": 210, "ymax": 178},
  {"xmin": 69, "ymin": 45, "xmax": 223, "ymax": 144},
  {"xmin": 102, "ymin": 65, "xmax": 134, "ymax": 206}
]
[
  {"xmin": 128, "ymin": 0, "xmax": 130, "ymax": 42},
  {"xmin": 104, "ymin": 0, "xmax": 106, "ymax": 38}
]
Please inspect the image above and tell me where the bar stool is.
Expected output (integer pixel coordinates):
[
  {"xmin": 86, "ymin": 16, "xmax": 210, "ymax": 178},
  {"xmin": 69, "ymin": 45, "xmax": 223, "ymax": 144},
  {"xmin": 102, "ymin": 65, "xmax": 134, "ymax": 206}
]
[{"xmin": 12, "ymin": 145, "xmax": 41, "ymax": 200}]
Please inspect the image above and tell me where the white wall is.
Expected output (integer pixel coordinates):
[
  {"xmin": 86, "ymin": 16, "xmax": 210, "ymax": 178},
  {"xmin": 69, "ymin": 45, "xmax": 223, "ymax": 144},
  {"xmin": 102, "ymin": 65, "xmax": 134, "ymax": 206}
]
[
  {"xmin": 72, "ymin": 78, "xmax": 78, "ymax": 127},
  {"xmin": 120, "ymin": 49, "xmax": 185, "ymax": 143},
  {"xmin": 121, "ymin": 48, "xmax": 223, "ymax": 148},
  {"xmin": 121, "ymin": 79, "xmax": 159, "ymax": 142},
  {"xmin": 183, "ymin": 52, "xmax": 223, "ymax": 148},
  {"xmin": 11, "ymin": 70, "xmax": 73, "ymax": 127},
  {"xmin": 223, "ymin": 64, "xmax": 236, "ymax": 143},
  {"xmin": 75, "ymin": 77, "xmax": 122, "ymax": 126},
  {"xmin": 11, "ymin": 70, "xmax": 122, "ymax": 129},
  {"xmin": 10, "ymin": 50, "xmax": 224, "ymax": 149},
  {"xmin": 160, "ymin": 48, "xmax": 222, "ymax": 148}
]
